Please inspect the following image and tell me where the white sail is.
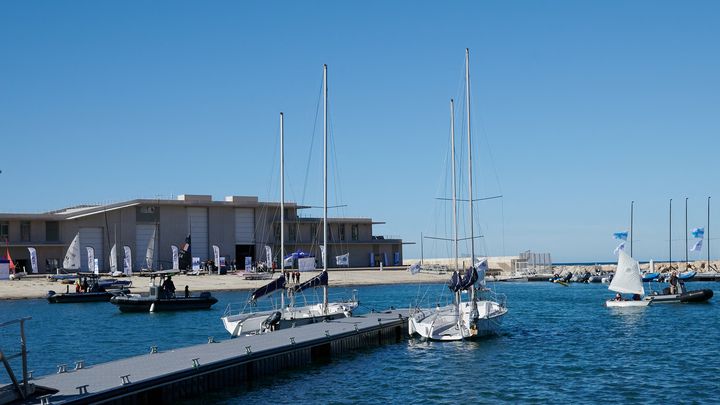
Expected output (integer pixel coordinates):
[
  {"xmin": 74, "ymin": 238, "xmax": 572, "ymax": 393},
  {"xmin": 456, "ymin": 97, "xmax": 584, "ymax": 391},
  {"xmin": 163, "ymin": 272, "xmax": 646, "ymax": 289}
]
[
  {"xmin": 63, "ymin": 233, "xmax": 81, "ymax": 270},
  {"xmin": 109, "ymin": 244, "xmax": 118, "ymax": 273},
  {"xmin": 609, "ymin": 250, "xmax": 644, "ymax": 295},
  {"xmin": 145, "ymin": 228, "xmax": 156, "ymax": 270}
]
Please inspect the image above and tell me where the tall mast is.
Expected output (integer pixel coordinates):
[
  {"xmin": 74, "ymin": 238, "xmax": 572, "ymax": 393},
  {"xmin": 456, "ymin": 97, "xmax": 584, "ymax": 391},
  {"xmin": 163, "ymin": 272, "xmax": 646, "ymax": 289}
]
[
  {"xmin": 685, "ymin": 197, "xmax": 688, "ymax": 269},
  {"xmin": 280, "ymin": 112, "xmax": 285, "ymax": 276},
  {"xmin": 630, "ymin": 200, "xmax": 634, "ymax": 257},
  {"xmin": 709, "ymin": 197, "xmax": 712, "ymax": 272},
  {"xmin": 450, "ymin": 99, "xmax": 458, "ymax": 272},
  {"xmin": 669, "ymin": 199, "xmax": 672, "ymax": 270},
  {"xmin": 280, "ymin": 112, "xmax": 285, "ymax": 309},
  {"xmin": 322, "ymin": 64, "xmax": 328, "ymax": 311},
  {"xmin": 465, "ymin": 48, "xmax": 475, "ymax": 266}
]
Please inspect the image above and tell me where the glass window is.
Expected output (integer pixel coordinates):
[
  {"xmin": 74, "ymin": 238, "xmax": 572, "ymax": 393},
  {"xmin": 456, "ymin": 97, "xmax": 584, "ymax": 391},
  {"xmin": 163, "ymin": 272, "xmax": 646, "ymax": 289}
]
[
  {"xmin": 351, "ymin": 224, "xmax": 359, "ymax": 241},
  {"xmin": 310, "ymin": 223, "xmax": 318, "ymax": 239},
  {"xmin": 289, "ymin": 225, "xmax": 296, "ymax": 242},
  {"xmin": 274, "ymin": 223, "xmax": 281, "ymax": 242},
  {"xmin": 46, "ymin": 221, "xmax": 60, "ymax": 242},
  {"xmin": 20, "ymin": 221, "xmax": 31, "ymax": 242},
  {"xmin": 338, "ymin": 224, "xmax": 345, "ymax": 241},
  {"xmin": 0, "ymin": 221, "xmax": 8, "ymax": 241}
]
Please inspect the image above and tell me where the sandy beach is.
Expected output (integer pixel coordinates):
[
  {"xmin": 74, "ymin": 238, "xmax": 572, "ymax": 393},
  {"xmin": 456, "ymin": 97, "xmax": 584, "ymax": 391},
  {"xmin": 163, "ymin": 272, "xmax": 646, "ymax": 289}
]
[{"xmin": 0, "ymin": 269, "xmax": 448, "ymax": 300}]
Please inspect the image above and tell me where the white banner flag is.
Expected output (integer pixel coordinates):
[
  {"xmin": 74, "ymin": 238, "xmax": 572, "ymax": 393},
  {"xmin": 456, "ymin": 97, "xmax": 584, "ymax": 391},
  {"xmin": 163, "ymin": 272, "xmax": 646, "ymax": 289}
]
[
  {"xmin": 123, "ymin": 246, "xmax": 132, "ymax": 275},
  {"xmin": 171, "ymin": 245, "xmax": 179, "ymax": 269},
  {"xmin": 212, "ymin": 245, "xmax": 220, "ymax": 274},
  {"xmin": 691, "ymin": 239, "xmax": 703, "ymax": 252},
  {"xmin": 320, "ymin": 246, "xmax": 326, "ymax": 268},
  {"xmin": 265, "ymin": 245, "xmax": 272, "ymax": 266},
  {"xmin": 335, "ymin": 253, "xmax": 349, "ymax": 266},
  {"xmin": 409, "ymin": 262, "xmax": 421, "ymax": 275},
  {"xmin": 283, "ymin": 255, "xmax": 294, "ymax": 268},
  {"xmin": 86, "ymin": 246, "xmax": 96, "ymax": 274},
  {"xmin": 27, "ymin": 247, "xmax": 38, "ymax": 274}
]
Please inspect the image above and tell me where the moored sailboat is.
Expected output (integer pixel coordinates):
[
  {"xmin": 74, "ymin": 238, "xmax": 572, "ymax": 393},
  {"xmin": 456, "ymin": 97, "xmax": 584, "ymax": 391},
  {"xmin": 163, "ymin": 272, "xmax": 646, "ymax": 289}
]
[
  {"xmin": 409, "ymin": 49, "xmax": 507, "ymax": 341},
  {"xmin": 221, "ymin": 68, "xmax": 358, "ymax": 337}
]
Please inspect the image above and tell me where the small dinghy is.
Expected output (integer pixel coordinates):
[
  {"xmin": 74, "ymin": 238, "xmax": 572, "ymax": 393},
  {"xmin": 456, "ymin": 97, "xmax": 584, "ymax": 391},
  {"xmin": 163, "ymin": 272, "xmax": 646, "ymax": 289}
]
[
  {"xmin": 47, "ymin": 273, "xmax": 128, "ymax": 303},
  {"xmin": 605, "ymin": 251, "xmax": 652, "ymax": 308}
]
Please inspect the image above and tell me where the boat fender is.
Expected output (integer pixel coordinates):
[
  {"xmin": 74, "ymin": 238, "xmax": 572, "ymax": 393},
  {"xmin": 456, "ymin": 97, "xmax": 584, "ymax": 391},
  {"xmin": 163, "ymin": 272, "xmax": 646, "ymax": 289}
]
[{"xmin": 150, "ymin": 303, "xmax": 156, "ymax": 312}]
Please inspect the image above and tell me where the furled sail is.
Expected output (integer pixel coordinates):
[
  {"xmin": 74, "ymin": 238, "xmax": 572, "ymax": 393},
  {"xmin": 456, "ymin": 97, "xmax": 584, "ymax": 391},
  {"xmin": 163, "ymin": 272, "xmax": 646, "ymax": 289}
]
[
  {"xmin": 250, "ymin": 275, "xmax": 287, "ymax": 302},
  {"xmin": 459, "ymin": 267, "xmax": 478, "ymax": 290},
  {"xmin": 290, "ymin": 270, "xmax": 328, "ymax": 294},
  {"xmin": 63, "ymin": 233, "xmax": 81, "ymax": 270},
  {"xmin": 609, "ymin": 250, "xmax": 644, "ymax": 295},
  {"xmin": 447, "ymin": 271, "xmax": 461, "ymax": 292}
]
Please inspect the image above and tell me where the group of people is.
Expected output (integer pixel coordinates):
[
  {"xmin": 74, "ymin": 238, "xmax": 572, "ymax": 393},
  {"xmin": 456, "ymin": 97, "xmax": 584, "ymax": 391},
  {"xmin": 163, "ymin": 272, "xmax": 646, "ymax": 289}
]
[
  {"xmin": 283, "ymin": 270, "xmax": 302, "ymax": 284},
  {"xmin": 74, "ymin": 277, "xmax": 102, "ymax": 293}
]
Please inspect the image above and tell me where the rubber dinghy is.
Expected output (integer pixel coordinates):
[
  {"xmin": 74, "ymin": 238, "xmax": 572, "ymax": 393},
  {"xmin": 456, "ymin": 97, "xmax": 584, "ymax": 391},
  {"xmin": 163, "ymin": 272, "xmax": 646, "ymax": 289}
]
[
  {"xmin": 648, "ymin": 283, "xmax": 713, "ymax": 304},
  {"xmin": 605, "ymin": 251, "xmax": 651, "ymax": 308}
]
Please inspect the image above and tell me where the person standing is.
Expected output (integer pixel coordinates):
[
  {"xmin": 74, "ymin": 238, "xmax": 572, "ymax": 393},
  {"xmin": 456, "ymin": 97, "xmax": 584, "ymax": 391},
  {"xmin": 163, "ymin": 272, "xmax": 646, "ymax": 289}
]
[{"xmin": 669, "ymin": 271, "xmax": 678, "ymax": 294}]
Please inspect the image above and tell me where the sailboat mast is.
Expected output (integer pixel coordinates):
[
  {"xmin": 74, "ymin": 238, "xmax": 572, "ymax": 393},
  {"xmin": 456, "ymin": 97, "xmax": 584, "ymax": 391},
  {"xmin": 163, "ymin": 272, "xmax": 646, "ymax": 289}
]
[
  {"xmin": 322, "ymin": 64, "xmax": 328, "ymax": 311},
  {"xmin": 709, "ymin": 196, "xmax": 711, "ymax": 272},
  {"xmin": 630, "ymin": 200, "xmax": 634, "ymax": 256},
  {"xmin": 465, "ymin": 48, "xmax": 475, "ymax": 266},
  {"xmin": 450, "ymin": 99, "xmax": 458, "ymax": 272},
  {"xmin": 280, "ymin": 112, "xmax": 285, "ymax": 309},
  {"xmin": 685, "ymin": 197, "xmax": 688, "ymax": 269},
  {"xmin": 280, "ymin": 112, "xmax": 285, "ymax": 270},
  {"xmin": 669, "ymin": 199, "xmax": 672, "ymax": 270}
]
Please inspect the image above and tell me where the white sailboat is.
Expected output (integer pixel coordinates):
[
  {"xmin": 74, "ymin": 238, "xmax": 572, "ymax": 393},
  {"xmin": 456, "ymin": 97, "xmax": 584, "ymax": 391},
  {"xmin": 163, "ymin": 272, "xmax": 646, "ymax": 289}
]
[
  {"xmin": 62, "ymin": 233, "xmax": 81, "ymax": 272},
  {"xmin": 144, "ymin": 227, "xmax": 157, "ymax": 271},
  {"xmin": 605, "ymin": 250, "xmax": 651, "ymax": 307},
  {"xmin": 221, "ymin": 67, "xmax": 358, "ymax": 337},
  {"xmin": 409, "ymin": 49, "xmax": 507, "ymax": 341}
]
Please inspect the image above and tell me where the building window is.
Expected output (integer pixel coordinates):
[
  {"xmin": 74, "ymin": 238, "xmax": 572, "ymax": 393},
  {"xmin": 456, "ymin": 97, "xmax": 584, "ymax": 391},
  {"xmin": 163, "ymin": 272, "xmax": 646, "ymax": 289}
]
[
  {"xmin": 338, "ymin": 224, "xmax": 345, "ymax": 241},
  {"xmin": 0, "ymin": 221, "xmax": 8, "ymax": 241},
  {"xmin": 20, "ymin": 221, "xmax": 31, "ymax": 242},
  {"xmin": 289, "ymin": 225, "xmax": 296, "ymax": 242},
  {"xmin": 46, "ymin": 221, "xmax": 60, "ymax": 242},
  {"xmin": 310, "ymin": 223, "xmax": 318, "ymax": 240},
  {"xmin": 351, "ymin": 224, "xmax": 359, "ymax": 241}
]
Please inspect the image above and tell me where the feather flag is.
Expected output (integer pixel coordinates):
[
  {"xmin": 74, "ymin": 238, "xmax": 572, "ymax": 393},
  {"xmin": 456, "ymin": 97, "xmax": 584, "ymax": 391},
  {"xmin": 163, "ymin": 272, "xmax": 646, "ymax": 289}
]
[
  {"xmin": 123, "ymin": 246, "xmax": 132, "ymax": 275},
  {"xmin": 4, "ymin": 248, "xmax": 15, "ymax": 271},
  {"xmin": 27, "ymin": 247, "xmax": 38, "ymax": 273},
  {"xmin": 691, "ymin": 239, "xmax": 703, "ymax": 252},
  {"xmin": 613, "ymin": 242, "xmax": 626, "ymax": 255}
]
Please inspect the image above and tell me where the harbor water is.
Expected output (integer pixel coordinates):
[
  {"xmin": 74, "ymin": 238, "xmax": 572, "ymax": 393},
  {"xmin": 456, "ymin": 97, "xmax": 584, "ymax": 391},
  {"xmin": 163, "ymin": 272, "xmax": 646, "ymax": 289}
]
[{"xmin": 1, "ymin": 281, "xmax": 718, "ymax": 403}]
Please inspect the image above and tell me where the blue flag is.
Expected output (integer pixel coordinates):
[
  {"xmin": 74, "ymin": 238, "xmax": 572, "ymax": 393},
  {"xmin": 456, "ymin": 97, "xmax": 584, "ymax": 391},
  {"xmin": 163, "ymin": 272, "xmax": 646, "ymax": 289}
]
[
  {"xmin": 691, "ymin": 227, "xmax": 705, "ymax": 239},
  {"xmin": 613, "ymin": 231, "xmax": 628, "ymax": 241}
]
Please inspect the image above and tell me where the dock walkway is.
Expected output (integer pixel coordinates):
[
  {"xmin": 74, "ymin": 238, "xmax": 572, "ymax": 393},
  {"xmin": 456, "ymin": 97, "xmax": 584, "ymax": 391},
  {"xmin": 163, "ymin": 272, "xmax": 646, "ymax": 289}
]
[{"xmin": 32, "ymin": 309, "xmax": 409, "ymax": 404}]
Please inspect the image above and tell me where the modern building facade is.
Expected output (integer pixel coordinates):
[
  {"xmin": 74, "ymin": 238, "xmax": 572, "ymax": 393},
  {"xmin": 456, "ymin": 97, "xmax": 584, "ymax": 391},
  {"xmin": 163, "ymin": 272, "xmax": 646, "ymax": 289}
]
[{"xmin": 0, "ymin": 195, "xmax": 404, "ymax": 273}]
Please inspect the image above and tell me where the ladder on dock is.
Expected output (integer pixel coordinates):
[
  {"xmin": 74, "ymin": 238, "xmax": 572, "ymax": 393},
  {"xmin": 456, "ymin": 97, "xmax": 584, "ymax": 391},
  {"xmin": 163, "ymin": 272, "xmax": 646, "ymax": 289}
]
[{"xmin": 0, "ymin": 317, "xmax": 32, "ymax": 404}]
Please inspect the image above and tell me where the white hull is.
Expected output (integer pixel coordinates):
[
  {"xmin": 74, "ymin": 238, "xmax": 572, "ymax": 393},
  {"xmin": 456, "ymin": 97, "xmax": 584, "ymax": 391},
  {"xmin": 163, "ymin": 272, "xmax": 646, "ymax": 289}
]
[
  {"xmin": 605, "ymin": 299, "xmax": 651, "ymax": 308},
  {"xmin": 221, "ymin": 301, "xmax": 358, "ymax": 337},
  {"xmin": 409, "ymin": 300, "xmax": 507, "ymax": 341}
]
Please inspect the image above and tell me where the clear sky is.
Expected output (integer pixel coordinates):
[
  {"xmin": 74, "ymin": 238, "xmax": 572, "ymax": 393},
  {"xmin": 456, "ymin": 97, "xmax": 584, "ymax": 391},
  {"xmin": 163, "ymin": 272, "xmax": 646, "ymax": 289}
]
[{"xmin": 1, "ymin": 1, "xmax": 718, "ymax": 263}]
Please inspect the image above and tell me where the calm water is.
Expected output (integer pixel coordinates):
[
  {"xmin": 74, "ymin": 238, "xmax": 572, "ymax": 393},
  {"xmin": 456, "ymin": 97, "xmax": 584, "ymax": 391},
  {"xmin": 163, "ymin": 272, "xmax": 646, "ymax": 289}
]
[{"xmin": 1, "ymin": 282, "xmax": 718, "ymax": 403}]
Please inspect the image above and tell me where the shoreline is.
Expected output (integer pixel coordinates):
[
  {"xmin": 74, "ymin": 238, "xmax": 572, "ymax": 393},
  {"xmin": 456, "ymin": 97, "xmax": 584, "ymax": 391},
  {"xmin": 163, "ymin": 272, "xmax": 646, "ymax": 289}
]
[{"xmin": 0, "ymin": 269, "xmax": 449, "ymax": 301}]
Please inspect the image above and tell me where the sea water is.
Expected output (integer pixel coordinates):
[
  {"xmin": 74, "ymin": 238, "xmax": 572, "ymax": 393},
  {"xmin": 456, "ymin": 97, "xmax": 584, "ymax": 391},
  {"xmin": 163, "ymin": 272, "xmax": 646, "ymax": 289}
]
[{"xmin": 0, "ymin": 282, "xmax": 718, "ymax": 403}]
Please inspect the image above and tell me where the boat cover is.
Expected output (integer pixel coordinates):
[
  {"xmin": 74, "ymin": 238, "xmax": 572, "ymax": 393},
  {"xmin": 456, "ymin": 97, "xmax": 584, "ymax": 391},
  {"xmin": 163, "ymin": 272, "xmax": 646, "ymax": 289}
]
[
  {"xmin": 250, "ymin": 275, "xmax": 287, "ymax": 302},
  {"xmin": 459, "ymin": 267, "xmax": 478, "ymax": 290},
  {"xmin": 290, "ymin": 271, "xmax": 328, "ymax": 294},
  {"xmin": 447, "ymin": 271, "xmax": 461, "ymax": 292}
]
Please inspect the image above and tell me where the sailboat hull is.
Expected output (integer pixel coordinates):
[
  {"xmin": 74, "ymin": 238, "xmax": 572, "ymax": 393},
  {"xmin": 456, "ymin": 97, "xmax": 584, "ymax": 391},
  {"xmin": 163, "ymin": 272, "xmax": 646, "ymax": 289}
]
[
  {"xmin": 222, "ymin": 301, "xmax": 358, "ymax": 337},
  {"xmin": 409, "ymin": 300, "xmax": 507, "ymax": 341},
  {"xmin": 605, "ymin": 299, "xmax": 651, "ymax": 308}
]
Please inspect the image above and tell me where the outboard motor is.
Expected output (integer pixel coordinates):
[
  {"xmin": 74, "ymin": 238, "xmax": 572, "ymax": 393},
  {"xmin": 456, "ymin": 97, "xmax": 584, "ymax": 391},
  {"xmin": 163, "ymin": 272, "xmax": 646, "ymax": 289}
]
[
  {"xmin": 47, "ymin": 290, "xmax": 56, "ymax": 297},
  {"xmin": 262, "ymin": 311, "xmax": 282, "ymax": 331}
]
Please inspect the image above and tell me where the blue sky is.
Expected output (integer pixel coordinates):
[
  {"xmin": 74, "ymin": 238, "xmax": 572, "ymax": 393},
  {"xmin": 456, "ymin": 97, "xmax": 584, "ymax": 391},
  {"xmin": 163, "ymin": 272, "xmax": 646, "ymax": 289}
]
[{"xmin": 1, "ymin": 1, "xmax": 718, "ymax": 262}]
